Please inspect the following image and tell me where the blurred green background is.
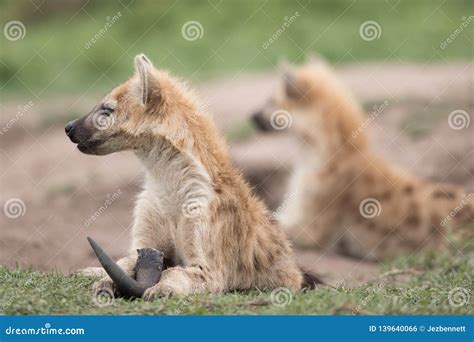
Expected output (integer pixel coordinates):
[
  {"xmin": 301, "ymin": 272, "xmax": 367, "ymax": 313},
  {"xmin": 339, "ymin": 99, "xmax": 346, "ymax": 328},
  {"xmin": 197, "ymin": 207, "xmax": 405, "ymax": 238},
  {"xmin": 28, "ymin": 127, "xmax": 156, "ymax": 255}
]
[{"xmin": 1, "ymin": 0, "xmax": 472, "ymax": 99}]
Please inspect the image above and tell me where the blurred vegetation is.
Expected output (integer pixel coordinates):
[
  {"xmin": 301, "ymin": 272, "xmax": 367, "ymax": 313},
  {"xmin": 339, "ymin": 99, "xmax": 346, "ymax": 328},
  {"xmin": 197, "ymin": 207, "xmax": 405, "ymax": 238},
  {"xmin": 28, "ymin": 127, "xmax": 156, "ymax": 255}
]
[{"xmin": 0, "ymin": 0, "xmax": 472, "ymax": 99}]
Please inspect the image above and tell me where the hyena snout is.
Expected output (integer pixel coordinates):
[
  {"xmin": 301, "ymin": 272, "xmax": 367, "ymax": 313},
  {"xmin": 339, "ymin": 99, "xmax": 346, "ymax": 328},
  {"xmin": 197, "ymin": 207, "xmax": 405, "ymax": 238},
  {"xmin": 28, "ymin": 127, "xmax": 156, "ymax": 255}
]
[
  {"xmin": 251, "ymin": 111, "xmax": 274, "ymax": 132},
  {"xmin": 65, "ymin": 119, "xmax": 82, "ymax": 143},
  {"xmin": 65, "ymin": 117, "xmax": 101, "ymax": 154},
  {"xmin": 65, "ymin": 121, "xmax": 74, "ymax": 136}
]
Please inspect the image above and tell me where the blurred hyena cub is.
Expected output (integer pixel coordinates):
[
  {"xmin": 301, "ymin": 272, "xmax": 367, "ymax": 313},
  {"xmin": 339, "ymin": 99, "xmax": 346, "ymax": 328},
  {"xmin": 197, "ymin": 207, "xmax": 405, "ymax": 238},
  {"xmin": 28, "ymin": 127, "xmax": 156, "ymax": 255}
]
[
  {"xmin": 66, "ymin": 54, "xmax": 320, "ymax": 300},
  {"xmin": 252, "ymin": 57, "xmax": 473, "ymax": 260}
]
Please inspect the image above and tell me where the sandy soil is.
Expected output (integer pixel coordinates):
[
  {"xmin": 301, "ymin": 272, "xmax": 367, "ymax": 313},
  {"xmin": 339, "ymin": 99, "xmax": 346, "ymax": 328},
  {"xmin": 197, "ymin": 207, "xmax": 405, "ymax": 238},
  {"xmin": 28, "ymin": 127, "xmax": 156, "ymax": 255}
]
[{"xmin": 1, "ymin": 62, "xmax": 472, "ymax": 286}]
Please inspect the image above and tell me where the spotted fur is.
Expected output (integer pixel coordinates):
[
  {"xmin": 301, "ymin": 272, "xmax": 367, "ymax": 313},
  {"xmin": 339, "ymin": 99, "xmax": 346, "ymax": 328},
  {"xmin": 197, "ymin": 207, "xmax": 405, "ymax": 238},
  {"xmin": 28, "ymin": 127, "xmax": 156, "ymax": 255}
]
[{"xmin": 252, "ymin": 58, "xmax": 473, "ymax": 260}]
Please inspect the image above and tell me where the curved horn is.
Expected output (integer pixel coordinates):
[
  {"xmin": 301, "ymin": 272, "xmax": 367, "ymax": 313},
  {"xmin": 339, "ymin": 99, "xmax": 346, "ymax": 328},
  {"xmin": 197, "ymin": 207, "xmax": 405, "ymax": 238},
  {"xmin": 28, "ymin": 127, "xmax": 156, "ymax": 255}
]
[{"xmin": 87, "ymin": 236, "xmax": 147, "ymax": 298}]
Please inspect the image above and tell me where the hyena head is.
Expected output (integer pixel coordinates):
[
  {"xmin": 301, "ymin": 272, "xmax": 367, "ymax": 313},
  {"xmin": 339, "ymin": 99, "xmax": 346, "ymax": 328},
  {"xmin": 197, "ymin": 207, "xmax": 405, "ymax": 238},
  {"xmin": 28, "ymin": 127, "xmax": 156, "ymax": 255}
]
[
  {"xmin": 251, "ymin": 57, "xmax": 334, "ymax": 135},
  {"xmin": 65, "ymin": 54, "xmax": 196, "ymax": 155}
]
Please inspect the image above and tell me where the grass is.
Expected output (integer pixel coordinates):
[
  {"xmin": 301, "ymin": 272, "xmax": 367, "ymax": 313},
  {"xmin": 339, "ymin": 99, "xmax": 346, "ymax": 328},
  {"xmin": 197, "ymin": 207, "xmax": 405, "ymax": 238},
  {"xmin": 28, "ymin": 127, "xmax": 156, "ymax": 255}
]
[
  {"xmin": 1, "ymin": 239, "xmax": 472, "ymax": 315},
  {"xmin": 1, "ymin": 0, "xmax": 472, "ymax": 99}
]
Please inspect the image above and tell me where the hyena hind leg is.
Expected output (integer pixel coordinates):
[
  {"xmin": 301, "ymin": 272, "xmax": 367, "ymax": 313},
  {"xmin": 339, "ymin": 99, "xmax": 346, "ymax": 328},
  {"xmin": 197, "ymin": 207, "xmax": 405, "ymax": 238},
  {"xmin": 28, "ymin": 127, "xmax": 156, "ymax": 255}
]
[{"xmin": 257, "ymin": 261, "xmax": 303, "ymax": 291}]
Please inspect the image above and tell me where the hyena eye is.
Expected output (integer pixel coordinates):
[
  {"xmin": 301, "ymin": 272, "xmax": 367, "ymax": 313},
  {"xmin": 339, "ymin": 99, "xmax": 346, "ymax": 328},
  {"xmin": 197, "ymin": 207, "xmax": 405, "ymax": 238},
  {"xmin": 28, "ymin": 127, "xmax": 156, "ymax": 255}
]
[{"xmin": 100, "ymin": 104, "xmax": 114, "ymax": 116}]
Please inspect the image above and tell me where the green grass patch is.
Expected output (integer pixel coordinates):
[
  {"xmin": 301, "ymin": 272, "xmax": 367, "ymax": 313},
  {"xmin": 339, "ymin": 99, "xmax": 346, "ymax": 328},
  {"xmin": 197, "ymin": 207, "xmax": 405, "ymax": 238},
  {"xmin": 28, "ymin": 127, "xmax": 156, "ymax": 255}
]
[
  {"xmin": 1, "ymin": 239, "xmax": 472, "ymax": 315},
  {"xmin": 1, "ymin": 0, "xmax": 472, "ymax": 99}
]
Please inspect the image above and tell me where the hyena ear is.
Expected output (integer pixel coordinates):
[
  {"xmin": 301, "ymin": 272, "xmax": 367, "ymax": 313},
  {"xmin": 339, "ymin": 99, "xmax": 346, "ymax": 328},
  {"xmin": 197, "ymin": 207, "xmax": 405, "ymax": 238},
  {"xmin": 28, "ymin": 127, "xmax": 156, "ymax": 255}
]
[
  {"xmin": 278, "ymin": 59, "xmax": 301, "ymax": 99},
  {"xmin": 282, "ymin": 69, "xmax": 302, "ymax": 100},
  {"xmin": 133, "ymin": 53, "xmax": 156, "ymax": 106}
]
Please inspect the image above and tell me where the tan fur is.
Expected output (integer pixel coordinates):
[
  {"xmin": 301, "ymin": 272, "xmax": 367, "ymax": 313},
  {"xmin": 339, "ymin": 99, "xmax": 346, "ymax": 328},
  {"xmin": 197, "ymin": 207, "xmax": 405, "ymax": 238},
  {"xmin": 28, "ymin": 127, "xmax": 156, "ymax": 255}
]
[
  {"xmin": 72, "ymin": 54, "xmax": 304, "ymax": 299},
  {"xmin": 253, "ymin": 58, "xmax": 473, "ymax": 260}
]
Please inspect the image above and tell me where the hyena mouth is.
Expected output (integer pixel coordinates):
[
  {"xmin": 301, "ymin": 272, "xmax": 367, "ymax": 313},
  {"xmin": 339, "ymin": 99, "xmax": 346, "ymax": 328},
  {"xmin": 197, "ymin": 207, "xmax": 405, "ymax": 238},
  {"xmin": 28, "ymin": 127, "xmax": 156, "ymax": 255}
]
[
  {"xmin": 75, "ymin": 140, "xmax": 103, "ymax": 154},
  {"xmin": 65, "ymin": 119, "xmax": 102, "ymax": 154},
  {"xmin": 76, "ymin": 142, "xmax": 97, "ymax": 154}
]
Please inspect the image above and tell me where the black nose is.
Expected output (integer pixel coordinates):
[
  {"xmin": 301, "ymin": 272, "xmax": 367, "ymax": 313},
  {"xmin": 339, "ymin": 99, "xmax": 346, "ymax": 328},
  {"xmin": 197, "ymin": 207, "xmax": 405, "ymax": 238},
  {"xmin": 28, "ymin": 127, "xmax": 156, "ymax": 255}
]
[
  {"xmin": 65, "ymin": 121, "xmax": 74, "ymax": 136},
  {"xmin": 251, "ymin": 111, "xmax": 271, "ymax": 132}
]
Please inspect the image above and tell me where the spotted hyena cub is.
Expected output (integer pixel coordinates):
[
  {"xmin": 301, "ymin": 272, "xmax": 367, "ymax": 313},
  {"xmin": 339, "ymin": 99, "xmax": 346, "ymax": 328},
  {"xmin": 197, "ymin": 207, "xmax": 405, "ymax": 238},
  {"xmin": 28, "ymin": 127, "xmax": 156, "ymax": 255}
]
[
  {"xmin": 66, "ymin": 54, "xmax": 320, "ymax": 300},
  {"xmin": 252, "ymin": 58, "xmax": 473, "ymax": 260}
]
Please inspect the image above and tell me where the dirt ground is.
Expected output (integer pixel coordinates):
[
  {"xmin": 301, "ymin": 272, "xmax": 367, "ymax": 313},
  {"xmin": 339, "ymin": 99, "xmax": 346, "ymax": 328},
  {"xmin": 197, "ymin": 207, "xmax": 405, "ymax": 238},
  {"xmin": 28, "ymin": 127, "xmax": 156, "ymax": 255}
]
[{"xmin": 1, "ymin": 63, "xmax": 472, "ymax": 287}]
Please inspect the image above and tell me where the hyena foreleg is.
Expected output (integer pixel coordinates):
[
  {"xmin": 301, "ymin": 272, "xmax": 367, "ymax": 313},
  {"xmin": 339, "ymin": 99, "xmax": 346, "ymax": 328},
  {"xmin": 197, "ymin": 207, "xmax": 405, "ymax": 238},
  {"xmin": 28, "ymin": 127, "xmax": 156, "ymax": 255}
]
[
  {"xmin": 143, "ymin": 215, "xmax": 221, "ymax": 300},
  {"xmin": 143, "ymin": 265, "xmax": 212, "ymax": 300}
]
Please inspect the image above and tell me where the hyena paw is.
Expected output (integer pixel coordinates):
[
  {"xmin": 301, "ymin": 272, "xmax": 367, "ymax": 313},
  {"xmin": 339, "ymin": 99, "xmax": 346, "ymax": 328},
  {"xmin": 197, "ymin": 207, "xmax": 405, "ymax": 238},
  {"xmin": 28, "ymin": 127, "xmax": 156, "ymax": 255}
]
[
  {"xmin": 143, "ymin": 283, "xmax": 182, "ymax": 301},
  {"xmin": 92, "ymin": 276, "xmax": 116, "ymax": 296}
]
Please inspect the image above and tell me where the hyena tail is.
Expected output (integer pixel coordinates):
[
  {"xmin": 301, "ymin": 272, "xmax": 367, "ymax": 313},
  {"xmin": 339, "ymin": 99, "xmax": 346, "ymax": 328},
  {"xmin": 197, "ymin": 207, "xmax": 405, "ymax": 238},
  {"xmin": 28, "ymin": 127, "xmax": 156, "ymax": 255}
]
[{"xmin": 300, "ymin": 268, "xmax": 325, "ymax": 289}]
